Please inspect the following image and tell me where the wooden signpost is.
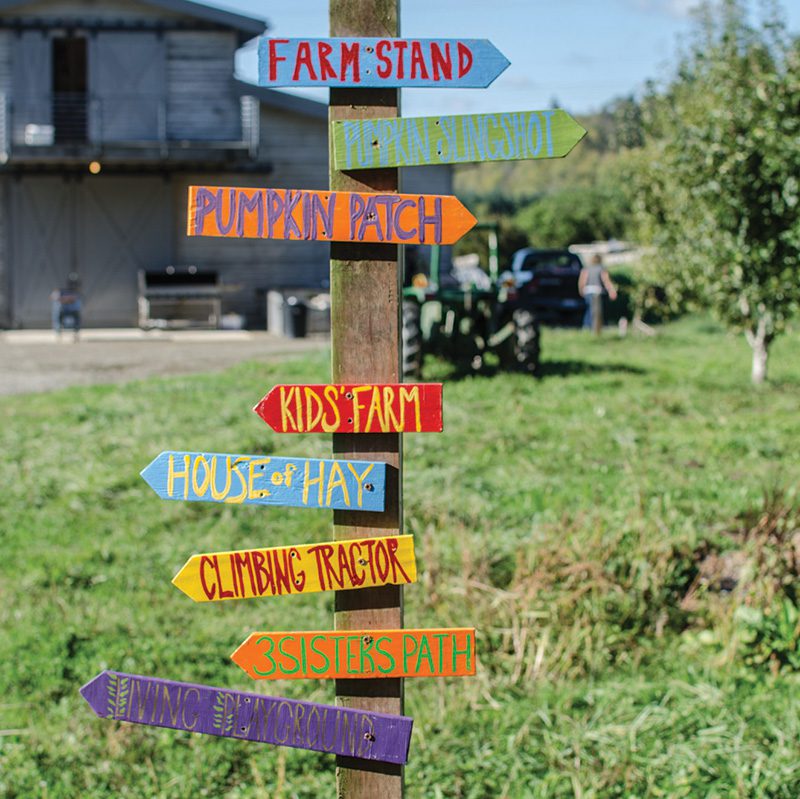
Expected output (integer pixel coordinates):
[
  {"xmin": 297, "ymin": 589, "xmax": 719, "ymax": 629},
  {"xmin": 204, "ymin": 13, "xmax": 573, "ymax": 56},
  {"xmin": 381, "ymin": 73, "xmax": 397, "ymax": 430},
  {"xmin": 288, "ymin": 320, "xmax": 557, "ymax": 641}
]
[
  {"xmin": 80, "ymin": 670, "xmax": 412, "ymax": 764},
  {"xmin": 187, "ymin": 186, "xmax": 476, "ymax": 245},
  {"xmin": 172, "ymin": 535, "xmax": 417, "ymax": 602},
  {"xmin": 254, "ymin": 383, "xmax": 443, "ymax": 434},
  {"xmin": 80, "ymin": 3, "xmax": 590, "ymax": 794},
  {"xmin": 231, "ymin": 628, "xmax": 476, "ymax": 680},
  {"xmin": 258, "ymin": 38, "xmax": 509, "ymax": 88},
  {"xmin": 140, "ymin": 451, "xmax": 386, "ymax": 512},
  {"xmin": 332, "ymin": 109, "xmax": 586, "ymax": 170},
  {"xmin": 327, "ymin": 2, "xmax": 404, "ymax": 795}
]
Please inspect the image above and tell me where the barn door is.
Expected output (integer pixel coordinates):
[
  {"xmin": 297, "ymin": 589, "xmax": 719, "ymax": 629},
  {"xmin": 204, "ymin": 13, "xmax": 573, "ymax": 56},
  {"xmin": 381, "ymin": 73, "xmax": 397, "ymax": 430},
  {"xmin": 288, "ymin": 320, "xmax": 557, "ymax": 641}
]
[
  {"xmin": 10, "ymin": 176, "xmax": 172, "ymax": 327},
  {"xmin": 89, "ymin": 32, "xmax": 166, "ymax": 142},
  {"xmin": 12, "ymin": 31, "xmax": 52, "ymax": 145},
  {"xmin": 79, "ymin": 177, "xmax": 172, "ymax": 325},
  {"xmin": 10, "ymin": 178, "xmax": 74, "ymax": 326}
]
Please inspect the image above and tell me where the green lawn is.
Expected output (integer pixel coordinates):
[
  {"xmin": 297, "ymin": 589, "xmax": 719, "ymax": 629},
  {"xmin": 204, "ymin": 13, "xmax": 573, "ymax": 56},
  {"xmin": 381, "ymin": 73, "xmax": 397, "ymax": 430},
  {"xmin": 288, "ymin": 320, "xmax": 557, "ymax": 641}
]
[{"xmin": 2, "ymin": 318, "xmax": 799, "ymax": 798}]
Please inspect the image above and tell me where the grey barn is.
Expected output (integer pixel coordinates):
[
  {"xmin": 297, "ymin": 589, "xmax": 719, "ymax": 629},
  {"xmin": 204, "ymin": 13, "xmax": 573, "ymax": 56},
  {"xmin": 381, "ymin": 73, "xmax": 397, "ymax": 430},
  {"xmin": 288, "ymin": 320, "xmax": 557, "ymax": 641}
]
[{"xmin": 0, "ymin": 0, "xmax": 452, "ymax": 328}]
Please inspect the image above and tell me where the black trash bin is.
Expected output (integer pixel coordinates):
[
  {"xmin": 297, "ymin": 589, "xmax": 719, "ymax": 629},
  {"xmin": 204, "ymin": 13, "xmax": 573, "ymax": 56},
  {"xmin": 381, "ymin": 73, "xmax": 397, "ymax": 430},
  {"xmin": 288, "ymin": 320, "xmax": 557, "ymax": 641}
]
[{"xmin": 283, "ymin": 295, "xmax": 308, "ymax": 338}]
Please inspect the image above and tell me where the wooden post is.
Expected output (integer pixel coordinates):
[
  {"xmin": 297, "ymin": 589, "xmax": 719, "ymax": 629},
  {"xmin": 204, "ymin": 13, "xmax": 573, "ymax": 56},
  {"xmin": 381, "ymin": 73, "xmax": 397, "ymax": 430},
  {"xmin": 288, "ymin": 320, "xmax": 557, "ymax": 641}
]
[{"xmin": 328, "ymin": 2, "xmax": 403, "ymax": 798}]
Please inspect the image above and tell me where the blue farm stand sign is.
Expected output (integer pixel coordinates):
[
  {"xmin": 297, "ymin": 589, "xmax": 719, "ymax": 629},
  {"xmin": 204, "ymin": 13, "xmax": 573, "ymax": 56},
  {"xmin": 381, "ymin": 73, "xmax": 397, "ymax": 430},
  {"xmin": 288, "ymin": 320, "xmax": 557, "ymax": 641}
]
[{"xmin": 258, "ymin": 38, "xmax": 509, "ymax": 88}]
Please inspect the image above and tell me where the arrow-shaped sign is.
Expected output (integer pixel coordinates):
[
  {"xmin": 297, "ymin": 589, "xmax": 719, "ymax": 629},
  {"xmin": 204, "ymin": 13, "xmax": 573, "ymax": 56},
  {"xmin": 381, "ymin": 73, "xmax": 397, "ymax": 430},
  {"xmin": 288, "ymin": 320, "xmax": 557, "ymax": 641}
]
[
  {"xmin": 332, "ymin": 110, "xmax": 587, "ymax": 171},
  {"xmin": 173, "ymin": 534, "xmax": 417, "ymax": 602},
  {"xmin": 253, "ymin": 383, "xmax": 443, "ymax": 434},
  {"xmin": 80, "ymin": 670, "xmax": 412, "ymax": 764},
  {"xmin": 232, "ymin": 628, "xmax": 476, "ymax": 681},
  {"xmin": 187, "ymin": 186, "xmax": 476, "ymax": 246},
  {"xmin": 141, "ymin": 451, "xmax": 386, "ymax": 512},
  {"xmin": 258, "ymin": 38, "xmax": 509, "ymax": 88}
]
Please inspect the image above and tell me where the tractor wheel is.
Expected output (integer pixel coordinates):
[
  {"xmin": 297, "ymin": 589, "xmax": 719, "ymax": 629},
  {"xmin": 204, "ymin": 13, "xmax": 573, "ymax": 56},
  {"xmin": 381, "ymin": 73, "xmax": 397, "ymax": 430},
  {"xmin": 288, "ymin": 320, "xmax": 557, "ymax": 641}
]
[
  {"xmin": 503, "ymin": 308, "xmax": 540, "ymax": 374},
  {"xmin": 402, "ymin": 300, "xmax": 423, "ymax": 379}
]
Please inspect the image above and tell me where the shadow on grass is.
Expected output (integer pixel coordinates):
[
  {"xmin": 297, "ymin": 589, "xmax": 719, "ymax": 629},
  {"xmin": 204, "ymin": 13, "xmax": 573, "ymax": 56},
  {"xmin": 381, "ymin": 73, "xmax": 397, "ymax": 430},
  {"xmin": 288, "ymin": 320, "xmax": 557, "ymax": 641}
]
[
  {"xmin": 538, "ymin": 359, "xmax": 647, "ymax": 378},
  {"xmin": 425, "ymin": 358, "xmax": 647, "ymax": 382}
]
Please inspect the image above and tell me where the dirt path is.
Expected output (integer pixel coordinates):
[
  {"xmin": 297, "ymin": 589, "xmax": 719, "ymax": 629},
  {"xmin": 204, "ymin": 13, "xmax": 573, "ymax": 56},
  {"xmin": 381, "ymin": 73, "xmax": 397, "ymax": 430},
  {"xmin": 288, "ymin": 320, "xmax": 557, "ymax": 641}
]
[{"xmin": 0, "ymin": 329, "xmax": 328, "ymax": 395}]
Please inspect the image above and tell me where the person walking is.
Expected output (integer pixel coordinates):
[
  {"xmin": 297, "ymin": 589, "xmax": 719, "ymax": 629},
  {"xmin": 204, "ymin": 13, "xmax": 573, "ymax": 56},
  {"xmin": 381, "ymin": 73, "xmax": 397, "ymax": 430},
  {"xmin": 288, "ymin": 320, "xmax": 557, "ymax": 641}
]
[{"xmin": 579, "ymin": 253, "xmax": 617, "ymax": 334}]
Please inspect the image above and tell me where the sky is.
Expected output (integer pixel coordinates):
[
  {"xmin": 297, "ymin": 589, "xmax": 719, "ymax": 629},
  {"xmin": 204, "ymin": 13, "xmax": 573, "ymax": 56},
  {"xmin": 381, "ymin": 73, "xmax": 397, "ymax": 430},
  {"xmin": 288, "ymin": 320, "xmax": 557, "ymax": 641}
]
[{"xmin": 219, "ymin": 0, "xmax": 800, "ymax": 116}]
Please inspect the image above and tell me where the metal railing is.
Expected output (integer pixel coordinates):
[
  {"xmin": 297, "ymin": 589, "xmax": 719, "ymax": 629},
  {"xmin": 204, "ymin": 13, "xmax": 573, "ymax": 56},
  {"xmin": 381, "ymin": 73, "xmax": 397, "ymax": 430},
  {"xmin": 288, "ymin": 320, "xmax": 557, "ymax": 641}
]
[{"xmin": 0, "ymin": 91, "xmax": 259, "ymax": 157}]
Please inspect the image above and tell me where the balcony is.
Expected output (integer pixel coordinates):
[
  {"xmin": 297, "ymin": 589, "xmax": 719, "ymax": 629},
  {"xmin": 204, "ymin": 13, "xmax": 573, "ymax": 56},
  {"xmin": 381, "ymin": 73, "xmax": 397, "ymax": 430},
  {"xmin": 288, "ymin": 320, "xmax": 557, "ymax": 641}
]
[{"xmin": 0, "ymin": 92, "xmax": 260, "ymax": 167}]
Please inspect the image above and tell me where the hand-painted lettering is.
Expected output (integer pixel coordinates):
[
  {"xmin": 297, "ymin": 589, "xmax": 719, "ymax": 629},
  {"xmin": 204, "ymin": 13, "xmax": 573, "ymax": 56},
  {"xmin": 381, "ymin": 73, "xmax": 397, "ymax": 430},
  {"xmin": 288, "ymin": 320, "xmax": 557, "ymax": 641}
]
[
  {"xmin": 256, "ymin": 383, "xmax": 437, "ymax": 433},
  {"xmin": 82, "ymin": 671, "xmax": 412, "ymax": 763},
  {"xmin": 144, "ymin": 452, "xmax": 386, "ymax": 511},
  {"xmin": 457, "ymin": 42, "xmax": 473, "ymax": 77},
  {"xmin": 268, "ymin": 39, "xmax": 289, "ymax": 81},
  {"xmin": 167, "ymin": 454, "xmax": 190, "ymax": 499},
  {"xmin": 199, "ymin": 555, "xmax": 217, "ymax": 600},
  {"xmin": 190, "ymin": 186, "xmax": 465, "ymax": 244},
  {"xmin": 331, "ymin": 109, "xmax": 582, "ymax": 170},
  {"xmin": 430, "ymin": 42, "xmax": 452, "ymax": 80},
  {"xmin": 215, "ymin": 188, "xmax": 236, "ymax": 235},
  {"xmin": 192, "ymin": 187, "xmax": 217, "ymax": 235},
  {"xmin": 292, "ymin": 41, "xmax": 316, "ymax": 81},
  {"xmin": 410, "ymin": 40, "xmax": 429, "ymax": 80},
  {"xmin": 233, "ymin": 629, "xmax": 476, "ymax": 680},
  {"xmin": 376, "ymin": 39, "xmax": 392, "ymax": 77},
  {"xmin": 258, "ymin": 38, "xmax": 503, "ymax": 88},
  {"xmin": 317, "ymin": 41, "xmax": 336, "ymax": 80}
]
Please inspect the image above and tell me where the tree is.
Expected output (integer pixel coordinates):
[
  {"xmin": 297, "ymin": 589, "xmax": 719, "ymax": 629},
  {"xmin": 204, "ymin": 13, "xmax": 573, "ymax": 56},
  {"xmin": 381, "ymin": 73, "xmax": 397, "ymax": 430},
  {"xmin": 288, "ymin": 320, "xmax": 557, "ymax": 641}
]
[
  {"xmin": 635, "ymin": 0, "xmax": 800, "ymax": 383},
  {"xmin": 513, "ymin": 168, "xmax": 634, "ymax": 248}
]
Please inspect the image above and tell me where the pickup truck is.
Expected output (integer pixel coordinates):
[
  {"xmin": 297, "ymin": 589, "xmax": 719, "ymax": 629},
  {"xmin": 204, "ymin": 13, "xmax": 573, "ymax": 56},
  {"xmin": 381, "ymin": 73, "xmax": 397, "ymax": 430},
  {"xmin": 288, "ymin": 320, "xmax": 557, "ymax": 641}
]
[{"xmin": 502, "ymin": 248, "xmax": 585, "ymax": 326}]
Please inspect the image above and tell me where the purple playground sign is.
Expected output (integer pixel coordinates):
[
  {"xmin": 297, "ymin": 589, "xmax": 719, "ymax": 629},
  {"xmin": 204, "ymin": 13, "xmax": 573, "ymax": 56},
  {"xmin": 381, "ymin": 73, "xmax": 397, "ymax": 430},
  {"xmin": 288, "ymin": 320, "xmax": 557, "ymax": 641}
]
[{"xmin": 80, "ymin": 670, "xmax": 412, "ymax": 764}]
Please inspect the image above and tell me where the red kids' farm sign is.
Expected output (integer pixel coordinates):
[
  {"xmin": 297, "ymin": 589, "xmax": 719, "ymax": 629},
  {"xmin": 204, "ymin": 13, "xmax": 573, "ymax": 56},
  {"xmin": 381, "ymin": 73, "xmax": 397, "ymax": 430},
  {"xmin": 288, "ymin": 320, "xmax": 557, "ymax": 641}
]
[{"xmin": 253, "ymin": 383, "xmax": 444, "ymax": 434}]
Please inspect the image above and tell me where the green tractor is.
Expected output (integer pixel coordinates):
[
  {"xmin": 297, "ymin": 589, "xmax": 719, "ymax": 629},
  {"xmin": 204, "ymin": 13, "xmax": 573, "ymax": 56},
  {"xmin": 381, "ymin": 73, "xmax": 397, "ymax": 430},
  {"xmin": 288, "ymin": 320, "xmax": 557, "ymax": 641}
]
[{"xmin": 402, "ymin": 223, "xmax": 541, "ymax": 378}]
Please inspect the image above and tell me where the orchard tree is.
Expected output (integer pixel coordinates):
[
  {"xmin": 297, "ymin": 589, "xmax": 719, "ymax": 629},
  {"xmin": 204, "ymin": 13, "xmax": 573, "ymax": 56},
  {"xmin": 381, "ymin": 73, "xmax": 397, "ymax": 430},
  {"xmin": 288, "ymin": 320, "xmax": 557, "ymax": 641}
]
[{"xmin": 636, "ymin": 0, "xmax": 800, "ymax": 383}]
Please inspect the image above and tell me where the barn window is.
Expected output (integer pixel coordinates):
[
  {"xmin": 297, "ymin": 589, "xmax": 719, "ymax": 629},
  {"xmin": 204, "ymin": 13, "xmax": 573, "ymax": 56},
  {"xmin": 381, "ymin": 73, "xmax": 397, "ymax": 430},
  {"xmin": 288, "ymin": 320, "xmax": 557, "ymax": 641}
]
[{"xmin": 52, "ymin": 36, "xmax": 87, "ymax": 143}]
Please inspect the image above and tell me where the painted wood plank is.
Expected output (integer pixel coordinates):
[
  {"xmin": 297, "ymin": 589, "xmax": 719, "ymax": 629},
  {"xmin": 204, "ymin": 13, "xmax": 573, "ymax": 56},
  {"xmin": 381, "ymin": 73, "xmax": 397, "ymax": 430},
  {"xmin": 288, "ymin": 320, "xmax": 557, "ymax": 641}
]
[
  {"xmin": 140, "ymin": 451, "xmax": 386, "ymax": 512},
  {"xmin": 331, "ymin": 109, "xmax": 587, "ymax": 170},
  {"xmin": 257, "ymin": 38, "xmax": 509, "ymax": 88},
  {"xmin": 173, "ymin": 534, "xmax": 417, "ymax": 602},
  {"xmin": 80, "ymin": 670, "xmax": 412, "ymax": 764},
  {"xmin": 253, "ymin": 383, "xmax": 443, "ymax": 434},
  {"xmin": 187, "ymin": 186, "xmax": 476, "ymax": 246},
  {"xmin": 232, "ymin": 628, "xmax": 476, "ymax": 680}
]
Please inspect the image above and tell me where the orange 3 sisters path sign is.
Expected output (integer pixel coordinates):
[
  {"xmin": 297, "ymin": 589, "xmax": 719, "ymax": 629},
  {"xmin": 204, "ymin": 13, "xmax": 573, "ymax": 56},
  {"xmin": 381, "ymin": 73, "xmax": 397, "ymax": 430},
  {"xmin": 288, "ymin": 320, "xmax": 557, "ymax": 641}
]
[{"xmin": 231, "ymin": 628, "xmax": 476, "ymax": 680}]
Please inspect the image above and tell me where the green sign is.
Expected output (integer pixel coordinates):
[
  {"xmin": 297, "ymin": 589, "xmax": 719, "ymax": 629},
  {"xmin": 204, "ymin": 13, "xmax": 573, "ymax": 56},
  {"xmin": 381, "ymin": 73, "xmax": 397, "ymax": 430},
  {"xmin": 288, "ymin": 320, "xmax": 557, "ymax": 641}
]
[{"xmin": 331, "ymin": 109, "xmax": 586, "ymax": 171}]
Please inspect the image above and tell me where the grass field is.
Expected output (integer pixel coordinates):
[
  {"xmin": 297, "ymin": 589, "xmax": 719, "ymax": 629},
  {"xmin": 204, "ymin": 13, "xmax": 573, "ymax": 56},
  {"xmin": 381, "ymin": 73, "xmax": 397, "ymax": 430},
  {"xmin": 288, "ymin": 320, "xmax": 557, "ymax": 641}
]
[{"xmin": 2, "ymin": 317, "xmax": 799, "ymax": 798}]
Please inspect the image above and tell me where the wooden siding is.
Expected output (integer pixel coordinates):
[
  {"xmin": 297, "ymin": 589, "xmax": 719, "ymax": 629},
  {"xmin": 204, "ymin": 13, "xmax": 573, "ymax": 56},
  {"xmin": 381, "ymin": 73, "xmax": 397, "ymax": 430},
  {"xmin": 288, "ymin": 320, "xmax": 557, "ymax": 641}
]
[
  {"xmin": 90, "ymin": 32, "xmax": 166, "ymax": 142},
  {"xmin": 10, "ymin": 30, "xmax": 50, "ymax": 144},
  {"xmin": 0, "ymin": 30, "xmax": 10, "ymax": 93},
  {"xmin": 166, "ymin": 31, "xmax": 240, "ymax": 140},
  {"xmin": 257, "ymin": 105, "xmax": 329, "ymax": 186}
]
